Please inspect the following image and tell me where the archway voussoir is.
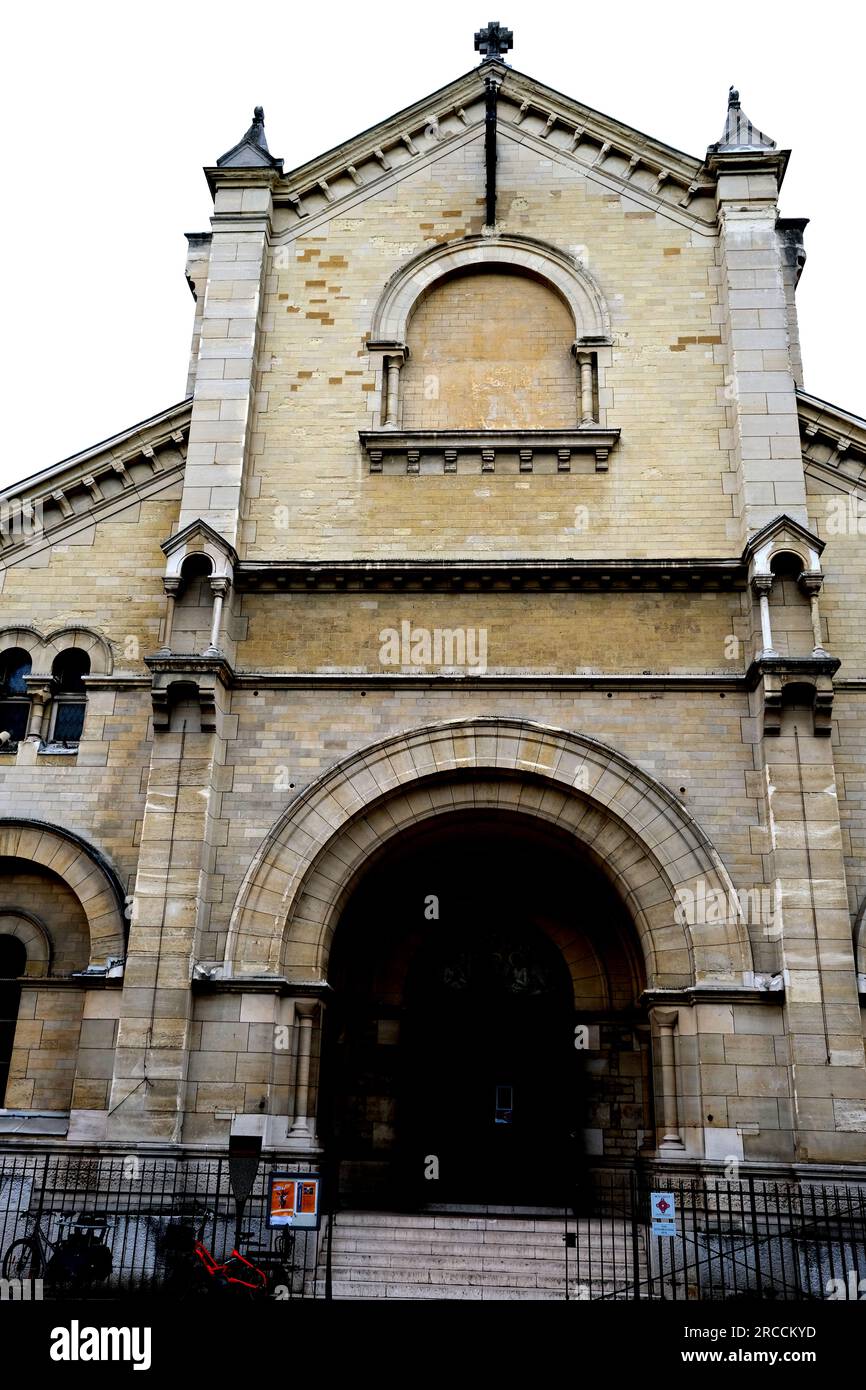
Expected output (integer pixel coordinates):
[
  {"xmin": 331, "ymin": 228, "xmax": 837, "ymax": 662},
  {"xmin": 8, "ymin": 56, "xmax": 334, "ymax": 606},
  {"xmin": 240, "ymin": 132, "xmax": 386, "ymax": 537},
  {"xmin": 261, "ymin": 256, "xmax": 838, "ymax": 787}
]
[
  {"xmin": 0, "ymin": 827, "xmax": 22, "ymax": 858},
  {"xmin": 226, "ymin": 718, "xmax": 750, "ymax": 985}
]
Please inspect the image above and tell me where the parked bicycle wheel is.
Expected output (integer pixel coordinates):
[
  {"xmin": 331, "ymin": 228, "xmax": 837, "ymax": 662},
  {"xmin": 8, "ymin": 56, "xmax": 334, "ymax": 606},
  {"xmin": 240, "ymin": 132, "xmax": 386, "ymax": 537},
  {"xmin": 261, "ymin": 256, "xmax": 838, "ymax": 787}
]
[{"xmin": 2, "ymin": 1238, "xmax": 42, "ymax": 1280}]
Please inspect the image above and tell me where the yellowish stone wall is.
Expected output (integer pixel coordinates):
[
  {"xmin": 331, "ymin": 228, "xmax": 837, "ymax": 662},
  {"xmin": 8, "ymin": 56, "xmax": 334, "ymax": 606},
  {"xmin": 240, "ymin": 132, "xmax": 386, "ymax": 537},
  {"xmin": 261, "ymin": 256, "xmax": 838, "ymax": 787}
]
[
  {"xmin": 245, "ymin": 134, "xmax": 733, "ymax": 559},
  {"xmin": 239, "ymin": 588, "xmax": 747, "ymax": 674},
  {"xmin": 401, "ymin": 269, "xmax": 577, "ymax": 429}
]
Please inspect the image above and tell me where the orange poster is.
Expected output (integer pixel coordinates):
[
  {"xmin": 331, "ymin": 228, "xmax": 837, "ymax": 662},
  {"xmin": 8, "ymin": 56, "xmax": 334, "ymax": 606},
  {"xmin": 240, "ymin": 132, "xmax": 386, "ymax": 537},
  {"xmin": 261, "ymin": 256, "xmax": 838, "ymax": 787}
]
[
  {"xmin": 270, "ymin": 1178, "xmax": 297, "ymax": 1221},
  {"xmin": 268, "ymin": 1173, "xmax": 321, "ymax": 1228}
]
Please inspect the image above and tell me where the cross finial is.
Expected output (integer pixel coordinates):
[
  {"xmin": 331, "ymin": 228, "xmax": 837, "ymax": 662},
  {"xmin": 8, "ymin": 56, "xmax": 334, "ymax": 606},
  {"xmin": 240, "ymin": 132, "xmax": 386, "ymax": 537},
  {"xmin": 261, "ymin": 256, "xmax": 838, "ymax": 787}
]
[{"xmin": 474, "ymin": 20, "xmax": 513, "ymax": 62}]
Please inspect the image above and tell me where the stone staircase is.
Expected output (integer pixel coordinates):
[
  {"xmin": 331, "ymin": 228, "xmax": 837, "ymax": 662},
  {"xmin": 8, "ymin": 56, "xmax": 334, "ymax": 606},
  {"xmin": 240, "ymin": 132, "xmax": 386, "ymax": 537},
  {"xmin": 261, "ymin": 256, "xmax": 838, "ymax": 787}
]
[{"xmin": 317, "ymin": 1210, "xmax": 646, "ymax": 1300}]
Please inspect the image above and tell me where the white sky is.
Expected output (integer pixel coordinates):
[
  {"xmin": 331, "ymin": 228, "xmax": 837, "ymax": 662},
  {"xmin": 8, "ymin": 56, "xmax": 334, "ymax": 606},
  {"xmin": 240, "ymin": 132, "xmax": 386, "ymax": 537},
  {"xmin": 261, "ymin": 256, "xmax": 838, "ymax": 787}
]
[{"xmin": 2, "ymin": 0, "xmax": 863, "ymax": 488}]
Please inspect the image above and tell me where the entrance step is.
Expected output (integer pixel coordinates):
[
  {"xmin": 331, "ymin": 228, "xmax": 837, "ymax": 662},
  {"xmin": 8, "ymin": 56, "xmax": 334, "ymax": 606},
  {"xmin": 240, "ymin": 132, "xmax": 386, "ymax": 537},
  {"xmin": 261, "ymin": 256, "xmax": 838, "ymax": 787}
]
[{"xmin": 320, "ymin": 1210, "xmax": 646, "ymax": 1301}]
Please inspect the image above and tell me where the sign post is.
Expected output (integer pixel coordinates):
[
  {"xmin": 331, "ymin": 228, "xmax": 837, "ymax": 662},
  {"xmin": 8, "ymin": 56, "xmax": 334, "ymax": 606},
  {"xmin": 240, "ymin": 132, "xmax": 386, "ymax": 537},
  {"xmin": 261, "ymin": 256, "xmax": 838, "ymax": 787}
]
[{"xmin": 228, "ymin": 1134, "xmax": 263, "ymax": 1249}]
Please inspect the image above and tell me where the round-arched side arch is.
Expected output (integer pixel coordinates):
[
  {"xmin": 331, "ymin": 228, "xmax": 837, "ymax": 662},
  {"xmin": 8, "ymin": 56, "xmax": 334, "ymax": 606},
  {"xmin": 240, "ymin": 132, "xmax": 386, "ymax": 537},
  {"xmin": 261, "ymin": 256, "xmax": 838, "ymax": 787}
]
[
  {"xmin": 0, "ymin": 819, "xmax": 127, "ymax": 966},
  {"xmin": 225, "ymin": 718, "xmax": 753, "ymax": 990},
  {"xmin": 371, "ymin": 234, "xmax": 611, "ymax": 343},
  {"xmin": 0, "ymin": 626, "xmax": 113, "ymax": 678},
  {"xmin": 0, "ymin": 910, "xmax": 52, "ymax": 976}
]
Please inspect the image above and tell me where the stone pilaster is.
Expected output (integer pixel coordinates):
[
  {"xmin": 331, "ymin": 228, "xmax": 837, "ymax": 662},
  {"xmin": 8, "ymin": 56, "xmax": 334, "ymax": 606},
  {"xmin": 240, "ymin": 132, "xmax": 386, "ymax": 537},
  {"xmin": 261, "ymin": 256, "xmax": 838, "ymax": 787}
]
[
  {"xmin": 756, "ymin": 713, "xmax": 866, "ymax": 1161},
  {"xmin": 710, "ymin": 132, "xmax": 807, "ymax": 541},
  {"xmin": 103, "ymin": 680, "xmax": 231, "ymax": 1142},
  {"xmin": 178, "ymin": 170, "xmax": 276, "ymax": 548}
]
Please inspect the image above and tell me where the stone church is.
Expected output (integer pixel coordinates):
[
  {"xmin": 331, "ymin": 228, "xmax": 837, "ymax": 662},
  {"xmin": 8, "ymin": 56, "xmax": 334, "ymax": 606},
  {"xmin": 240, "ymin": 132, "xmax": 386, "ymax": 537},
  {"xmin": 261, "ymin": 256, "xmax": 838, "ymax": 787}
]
[{"xmin": 1, "ymin": 22, "xmax": 865, "ymax": 1241}]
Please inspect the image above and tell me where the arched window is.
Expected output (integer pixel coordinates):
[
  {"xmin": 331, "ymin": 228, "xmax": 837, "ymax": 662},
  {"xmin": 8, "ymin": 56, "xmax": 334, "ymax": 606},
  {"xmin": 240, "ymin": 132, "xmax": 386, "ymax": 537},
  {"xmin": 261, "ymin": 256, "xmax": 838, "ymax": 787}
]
[
  {"xmin": 0, "ymin": 648, "xmax": 32, "ymax": 749},
  {"xmin": 0, "ymin": 935, "xmax": 27, "ymax": 1105},
  {"xmin": 50, "ymin": 649, "xmax": 90, "ymax": 744}
]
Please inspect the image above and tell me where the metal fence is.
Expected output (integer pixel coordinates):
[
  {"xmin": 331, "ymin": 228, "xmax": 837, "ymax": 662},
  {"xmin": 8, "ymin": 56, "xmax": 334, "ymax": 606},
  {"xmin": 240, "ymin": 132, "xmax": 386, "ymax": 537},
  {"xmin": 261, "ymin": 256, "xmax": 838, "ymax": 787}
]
[
  {"xmin": 578, "ymin": 1169, "xmax": 866, "ymax": 1300},
  {"xmin": 0, "ymin": 1151, "xmax": 864, "ymax": 1301},
  {"xmin": 0, "ymin": 1151, "xmax": 330, "ymax": 1299}
]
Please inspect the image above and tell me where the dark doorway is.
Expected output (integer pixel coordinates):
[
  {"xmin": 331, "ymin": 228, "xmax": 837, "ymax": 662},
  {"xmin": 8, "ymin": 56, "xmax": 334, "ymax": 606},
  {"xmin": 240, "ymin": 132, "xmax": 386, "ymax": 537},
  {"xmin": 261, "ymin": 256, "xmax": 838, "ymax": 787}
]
[
  {"xmin": 401, "ymin": 915, "xmax": 574, "ymax": 1205},
  {"xmin": 0, "ymin": 935, "xmax": 27, "ymax": 1105},
  {"xmin": 323, "ymin": 808, "xmax": 614, "ymax": 1209}
]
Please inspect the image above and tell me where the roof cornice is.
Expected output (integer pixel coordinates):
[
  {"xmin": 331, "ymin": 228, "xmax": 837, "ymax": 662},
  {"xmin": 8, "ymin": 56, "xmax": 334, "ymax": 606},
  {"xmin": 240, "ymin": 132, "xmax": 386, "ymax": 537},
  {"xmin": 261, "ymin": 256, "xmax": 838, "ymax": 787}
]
[{"xmin": 0, "ymin": 399, "xmax": 191, "ymax": 565}]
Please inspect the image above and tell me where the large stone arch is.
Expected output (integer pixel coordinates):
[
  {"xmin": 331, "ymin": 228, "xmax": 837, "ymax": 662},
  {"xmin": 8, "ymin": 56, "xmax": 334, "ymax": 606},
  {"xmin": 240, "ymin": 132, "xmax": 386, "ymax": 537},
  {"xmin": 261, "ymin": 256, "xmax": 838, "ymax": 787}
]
[
  {"xmin": 225, "ymin": 719, "xmax": 753, "ymax": 989},
  {"xmin": 371, "ymin": 234, "xmax": 611, "ymax": 343},
  {"xmin": 0, "ymin": 819, "xmax": 127, "ymax": 967}
]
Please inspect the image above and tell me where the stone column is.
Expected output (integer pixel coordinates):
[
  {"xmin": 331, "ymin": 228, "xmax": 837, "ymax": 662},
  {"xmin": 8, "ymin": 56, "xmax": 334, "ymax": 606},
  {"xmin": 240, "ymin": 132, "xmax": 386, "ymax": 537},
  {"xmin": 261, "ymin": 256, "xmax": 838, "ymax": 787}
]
[
  {"xmin": 157, "ymin": 578, "xmax": 181, "ymax": 656},
  {"xmin": 799, "ymin": 573, "xmax": 828, "ymax": 655},
  {"xmin": 24, "ymin": 683, "xmax": 51, "ymax": 741},
  {"xmin": 102, "ymin": 679, "xmax": 229, "ymax": 1144},
  {"xmin": 286, "ymin": 999, "xmax": 321, "ymax": 1150},
  {"xmin": 751, "ymin": 575, "xmax": 777, "ymax": 656},
  {"xmin": 757, "ymin": 722, "xmax": 866, "ymax": 1162},
  {"xmin": 653, "ymin": 1008, "xmax": 684, "ymax": 1149},
  {"xmin": 204, "ymin": 577, "xmax": 230, "ymax": 657},
  {"xmin": 577, "ymin": 351, "xmax": 595, "ymax": 425},
  {"xmin": 385, "ymin": 356, "xmax": 403, "ymax": 428}
]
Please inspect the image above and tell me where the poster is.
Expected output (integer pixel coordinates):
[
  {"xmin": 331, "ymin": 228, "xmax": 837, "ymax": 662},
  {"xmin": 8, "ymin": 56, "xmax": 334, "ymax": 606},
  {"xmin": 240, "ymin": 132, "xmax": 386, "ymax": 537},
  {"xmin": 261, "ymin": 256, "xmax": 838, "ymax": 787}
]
[{"xmin": 268, "ymin": 1172, "xmax": 322, "ymax": 1229}]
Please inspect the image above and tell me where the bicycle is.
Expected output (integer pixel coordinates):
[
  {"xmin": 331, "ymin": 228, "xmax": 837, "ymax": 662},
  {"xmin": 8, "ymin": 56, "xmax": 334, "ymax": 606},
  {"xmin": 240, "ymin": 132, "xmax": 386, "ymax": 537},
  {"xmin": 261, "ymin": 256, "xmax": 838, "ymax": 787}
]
[
  {"xmin": 2, "ymin": 1211, "xmax": 113, "ymax": 1290},
  {"xmin": 159, "ymin": 1209, "xmax": 274, "ymax": 1299}
]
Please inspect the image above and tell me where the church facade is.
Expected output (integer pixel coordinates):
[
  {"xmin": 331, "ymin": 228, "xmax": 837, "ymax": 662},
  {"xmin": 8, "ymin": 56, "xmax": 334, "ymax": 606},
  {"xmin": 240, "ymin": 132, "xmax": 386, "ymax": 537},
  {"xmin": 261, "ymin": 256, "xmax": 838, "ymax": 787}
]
[{"xmin": 1, "ymin": 26, "xmax": 865, "ymax": 1226}]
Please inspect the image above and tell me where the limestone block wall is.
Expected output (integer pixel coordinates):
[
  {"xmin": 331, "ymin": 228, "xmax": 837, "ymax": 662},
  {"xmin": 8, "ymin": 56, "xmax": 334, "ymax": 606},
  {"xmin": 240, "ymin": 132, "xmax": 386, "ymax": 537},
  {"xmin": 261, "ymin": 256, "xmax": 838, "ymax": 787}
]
[
  {"xmin": 238, "ymin": 589, "xmax": 747, "ymax": 675},
  {"xmin": 805, "ymin": 471, "xmax": 866, "ymax": 676},
  {"xmin": 182, "ymin": 993, "xmax": 301, "ymax": 1146},
  {"xmin": 5, "ymin": 986, "xmax": 84, "ymax": 1112},
  {"xmin": 0, "ymin": 486, "xmax": 182, "ymax": 888}
]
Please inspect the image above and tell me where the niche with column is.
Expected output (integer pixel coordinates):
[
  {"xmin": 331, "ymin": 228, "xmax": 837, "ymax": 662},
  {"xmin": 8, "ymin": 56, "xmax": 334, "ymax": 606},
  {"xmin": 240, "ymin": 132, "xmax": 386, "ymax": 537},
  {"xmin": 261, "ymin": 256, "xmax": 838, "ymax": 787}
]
[
  {"xmin": 744, "ymin": 516, "xmax": 839, "ymax": 736},
  {"xmin": 159, "ymin": 520, "xmax": 239, "ymax": 661}
]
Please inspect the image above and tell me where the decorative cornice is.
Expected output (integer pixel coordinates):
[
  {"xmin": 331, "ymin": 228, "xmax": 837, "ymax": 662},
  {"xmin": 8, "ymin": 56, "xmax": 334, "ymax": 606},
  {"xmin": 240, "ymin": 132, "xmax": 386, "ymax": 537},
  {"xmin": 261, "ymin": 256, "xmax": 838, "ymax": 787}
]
[
  {"xmin": 642, "ymin": 985, "xmax": 784, "ymax": 1007},
  {"xmin": 235, "ymin": 556, "xmax": 746, "ymax": 594},
  {"xmin": 798, "ymin": 389, "xmax": 866, "ymax": 493},
  {"xmin": 746, "ymin": 653, "xmax": 841, "ymax": 684},
  {"xmin": 360, "ymin": 427, "xmax": 619, "ymax": 474}
]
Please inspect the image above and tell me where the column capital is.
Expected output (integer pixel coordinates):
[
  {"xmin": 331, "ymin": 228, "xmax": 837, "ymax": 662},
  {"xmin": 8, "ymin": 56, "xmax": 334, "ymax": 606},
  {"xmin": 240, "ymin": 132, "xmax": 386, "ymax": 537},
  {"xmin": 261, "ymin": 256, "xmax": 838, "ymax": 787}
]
[{"xmin": 652, "ymin": 1007, "xmax": 679, "ymax": 1029}]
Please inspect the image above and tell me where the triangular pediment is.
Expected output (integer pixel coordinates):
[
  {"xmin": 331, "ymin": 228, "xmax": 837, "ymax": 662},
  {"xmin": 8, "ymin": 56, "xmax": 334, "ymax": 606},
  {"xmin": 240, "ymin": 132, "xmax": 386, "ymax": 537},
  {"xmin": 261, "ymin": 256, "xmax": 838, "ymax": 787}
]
[
  {"xmin": 162, "ymin": 519, "xmax": 238, "ymax": 576},
  {"xmin": 209, "ymin": 62, "xmax": 720, "ymax": 232},
  {"xmin": 743, "ymin": 514, "xmax": 825, "ymax": 573}
]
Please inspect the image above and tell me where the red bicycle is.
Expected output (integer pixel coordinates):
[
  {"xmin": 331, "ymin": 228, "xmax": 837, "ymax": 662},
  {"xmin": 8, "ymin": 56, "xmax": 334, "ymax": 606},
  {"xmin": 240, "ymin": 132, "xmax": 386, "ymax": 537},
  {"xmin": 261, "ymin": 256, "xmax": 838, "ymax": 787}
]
[
  {"xmin": 161, "ymin": 1210, "xmax": 271, "ymax": 1298},
  {"xmin": 194, "ymin": 1235, "xmax": 269, "ymax": 1297}
]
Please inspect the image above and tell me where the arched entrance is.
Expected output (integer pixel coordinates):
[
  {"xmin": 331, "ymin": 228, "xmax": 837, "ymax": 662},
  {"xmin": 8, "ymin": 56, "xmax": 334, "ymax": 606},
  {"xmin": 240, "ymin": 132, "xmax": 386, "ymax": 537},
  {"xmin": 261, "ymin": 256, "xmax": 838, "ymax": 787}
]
[
  {"xmin": 0, "ymin": 935, "xmax": 26, "ymax": 1105},
  {"xmin": 322, "ymin": 808, "xmax": 647, "ymax": 1208}
]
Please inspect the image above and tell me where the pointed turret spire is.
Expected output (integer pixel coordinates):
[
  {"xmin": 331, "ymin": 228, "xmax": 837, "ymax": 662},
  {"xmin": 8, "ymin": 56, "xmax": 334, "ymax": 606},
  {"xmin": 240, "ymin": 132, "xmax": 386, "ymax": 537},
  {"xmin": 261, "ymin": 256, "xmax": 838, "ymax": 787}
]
[
  {"xmin": 708, "ymin": 86, "xmax": 777, "ymax": 153},
  {"xmin": 216, "ymin": 106, "xmax": 283, "ymax": 172}
]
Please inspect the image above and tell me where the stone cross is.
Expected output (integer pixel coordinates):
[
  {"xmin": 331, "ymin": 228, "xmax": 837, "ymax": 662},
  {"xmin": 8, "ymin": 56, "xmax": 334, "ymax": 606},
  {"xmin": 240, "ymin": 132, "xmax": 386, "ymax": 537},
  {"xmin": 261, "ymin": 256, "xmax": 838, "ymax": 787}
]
[{"xmin": 474, "ymin": 20, "xmax": 513, "ymax": 61}]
